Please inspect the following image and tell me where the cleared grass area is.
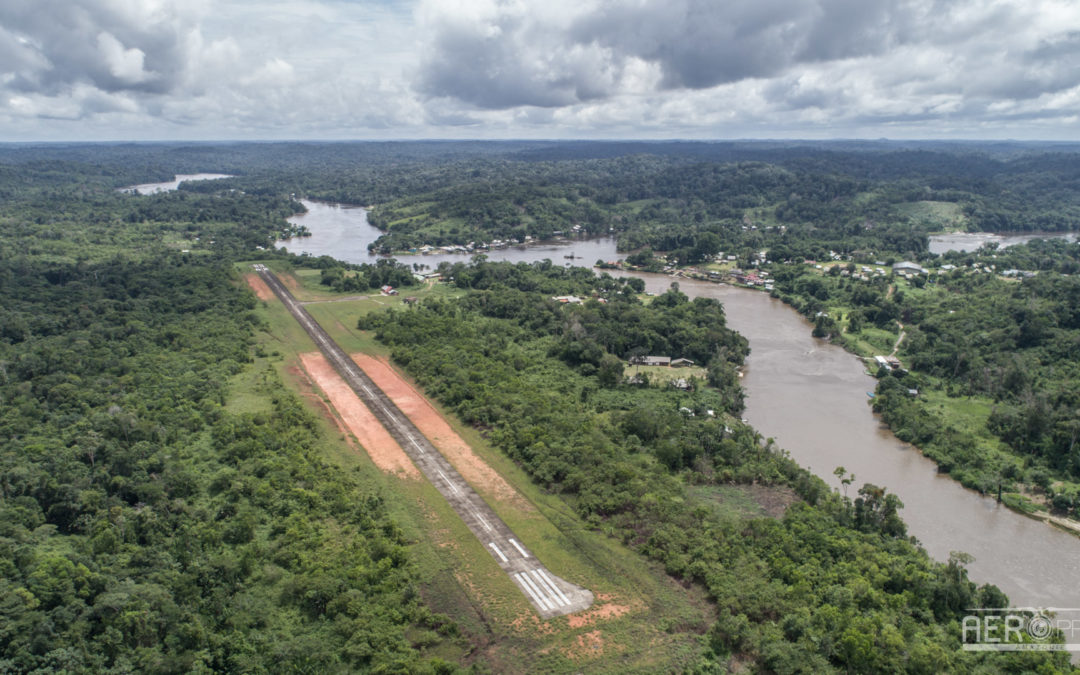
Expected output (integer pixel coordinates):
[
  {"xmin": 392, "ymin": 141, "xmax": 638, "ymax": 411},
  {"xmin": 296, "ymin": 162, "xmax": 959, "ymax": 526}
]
[
  {"xmin": 919, "ymin": 388, "xmax": 1016, "ymax": 455},
  {"xmin": 688, "ymin": 484, "xmax": 799, "ymax": 521},
  {"xmin": 896, "ymin": 200, "xmax": 967, "ymax": 230},
  {"xmin": 241, "ymin": 267, "xmax": 716, "ymax": 673},
  {"xmin": 625, "ymin": 364, "xmax": 707, "ymax": 384},
  {"xmin": 851, "ymin": 326, "xmax": 899, "ymax": 355}
]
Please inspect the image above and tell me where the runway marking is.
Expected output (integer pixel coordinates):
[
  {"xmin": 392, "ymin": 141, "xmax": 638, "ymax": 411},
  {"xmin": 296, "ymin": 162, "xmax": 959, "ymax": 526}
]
[
  {"xmin": 514, "ymin": 573, "xmax": 548, "ymax": 609},
  {"xmin": 516, "ymin": 573, "xmax": 553, "ymax": 611},
  {"xmin": 533, "ymin": 570, "xmax": 570, "ymax": 604},
  {"xmin": 508, "ymin": 538, "xmax": 530, "ymax": 558},
  {"xmin": 489, "ymin": 542, "xmax": 509, "ymax": 563},
  {"xmin": 530, "ymin": 569, "xmax": 566, "ymax": 607},
  {"xmin": 435, "ymin": 467, "xmax": 461, "ymax": 495},
  {"xmin": 533, "ymin": 568, "xmax": 571, "ymax": 607},
  {"xmin": 474, "ymin": 511, "xmax": 493, "ymax": 532}
]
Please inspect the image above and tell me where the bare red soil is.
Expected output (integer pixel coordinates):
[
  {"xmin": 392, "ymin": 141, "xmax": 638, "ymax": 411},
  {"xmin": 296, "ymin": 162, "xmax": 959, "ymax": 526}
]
[
  {"xmin": 244, "ymin": 274, "xmax": 274, "ymax": 301},
  {"xmin": 299, "ymin": 352, "xmax": 419, "ymax": 478},
  {"xmin": 351, "ymin": 353, "xmax": 534, "ymax": 511}
]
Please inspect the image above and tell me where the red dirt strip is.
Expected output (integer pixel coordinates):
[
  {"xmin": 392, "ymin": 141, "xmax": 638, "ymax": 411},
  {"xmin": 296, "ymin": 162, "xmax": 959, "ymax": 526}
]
[
  {"xmin": 299, "ymin": 352, "xmax": 420, "ymax": 478},
  {"xmin": 244, "ymin": 273, "xmax": 274, "ymax": 301},
  {"xmin": 351, "ymin": 353, "xmax": 535, "ymax": 512}
]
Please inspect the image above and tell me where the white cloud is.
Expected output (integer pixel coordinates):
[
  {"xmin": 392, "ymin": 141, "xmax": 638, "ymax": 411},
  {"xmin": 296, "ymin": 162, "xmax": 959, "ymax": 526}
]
[{"xmin": 2, "ymin": 0, "xmax": 1080, "ymax": 140}]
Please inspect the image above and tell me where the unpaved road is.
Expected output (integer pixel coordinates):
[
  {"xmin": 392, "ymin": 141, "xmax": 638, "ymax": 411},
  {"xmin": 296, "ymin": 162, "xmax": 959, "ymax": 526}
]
[{"xmin": 254, "ymin": 265, "xmax": 593, "ymax": 618}]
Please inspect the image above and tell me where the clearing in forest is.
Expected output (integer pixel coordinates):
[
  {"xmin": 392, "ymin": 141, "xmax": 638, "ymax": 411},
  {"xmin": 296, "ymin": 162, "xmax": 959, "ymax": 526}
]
[
  {"xmin": 298, "ymin": 351, "xmax": 420, "ymax": 478},
  {"xmin": 351, "ymin": 352, "xmax": 534, "ymax": 512}
]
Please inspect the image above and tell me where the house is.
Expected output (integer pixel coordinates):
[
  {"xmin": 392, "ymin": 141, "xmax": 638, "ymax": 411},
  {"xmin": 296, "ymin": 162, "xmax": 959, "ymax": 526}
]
[
  {"xmin": 380, "ymin": 285, "xmax": 398, "ymax": 295},
  {"xmin": 671, "ymin": 378, "xmax": 691, "ymax": 390},
  {"xmin": 630, "ymin": 355, "xmax": 671, "ymax": 367},
  {"xmin": 892, "ymin": 261, "xmax": 927, "ymax": 275},
  {"xmin": 402, "ymin": 297, "xmax": 419, "ymax": 304},
  {"xmin": 670, "ymin": 358, "xmax": 695, "ymax": 367},
  {"xmin": 552, "ymin": 295, "xmax": 583, "ymax": 304}
]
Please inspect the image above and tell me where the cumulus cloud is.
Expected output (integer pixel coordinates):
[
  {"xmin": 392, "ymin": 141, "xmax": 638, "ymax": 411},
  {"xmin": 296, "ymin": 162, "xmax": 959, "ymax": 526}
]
[
  {"xmin": 415, "ymin": 0, "xmax": 913, "ymax": 108},
  {"xmin": 0, "ymin": 0, "xmax": 205, "ymax": 96},
  {"xmin": 411, "ymin": 0, "xmax": 1080, "ymax": 138},
  {"xmin": 3, "ymin": 0, "xmax": 1080, "ymax": 140}
]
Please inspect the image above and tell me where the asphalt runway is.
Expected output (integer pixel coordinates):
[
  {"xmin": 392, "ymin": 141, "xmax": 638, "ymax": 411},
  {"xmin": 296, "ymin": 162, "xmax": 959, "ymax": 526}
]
[{"xmin": 254, "ymin": 265, "xmax": 593, "ymax": 618}]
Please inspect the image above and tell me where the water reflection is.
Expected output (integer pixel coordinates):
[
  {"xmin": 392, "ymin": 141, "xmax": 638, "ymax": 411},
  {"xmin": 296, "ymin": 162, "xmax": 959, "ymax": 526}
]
[
  {"xmin": 281, "ymin": 199, "xmax": 1080, "ymax": 613},
  {"xmin": 279, "ymin": 200, "xmax": 626, "ymax": 268},
  {"xmin": 118, "ymin": 173, "xmax": 232, "ymax": 194}
]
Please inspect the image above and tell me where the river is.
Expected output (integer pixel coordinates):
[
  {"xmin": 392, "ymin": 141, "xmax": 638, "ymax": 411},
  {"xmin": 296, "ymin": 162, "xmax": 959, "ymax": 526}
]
[
  {"xmin": 279, "ymin": 200, "xmax": 626, "ymax": 268},
  {"xmin": 929, "ymin": 231, "xmax": 1078, "ymax": 254},
  {"xmin": 282, "ymin": 200, "xmax": 1080, "ymax": 613},
  {"xmin": 119, "ymin": 173, "xmax": 232, "ymax": 195}
]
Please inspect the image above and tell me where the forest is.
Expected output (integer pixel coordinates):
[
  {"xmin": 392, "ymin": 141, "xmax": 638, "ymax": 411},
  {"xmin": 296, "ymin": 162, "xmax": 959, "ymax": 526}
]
[
  {"xmin": 768, "ymin": 240, "xmax": 1080, "ymax": 519},
  {"xmin": 2, "ymin": 141, "xmax": 1079, "ymax": 672},
  {"xmin": 359, "ymin": 259, "xmax": 1066, "ymax": 672}
]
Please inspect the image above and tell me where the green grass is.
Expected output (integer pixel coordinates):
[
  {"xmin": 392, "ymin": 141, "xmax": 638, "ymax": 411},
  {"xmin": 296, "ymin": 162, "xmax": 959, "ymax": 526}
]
[
  {"xmin": 688, "ymin": 485, "xmax": 770, "ymax": 520},
  {"xmin": 625, "ymin": 364, "xmax": 708, "ymax": 383},
  {"xmin": 245, "ymin": 268, "xmax": 716, "ymax": 673},
  {"xmin": 895, "ymin": 200, "xmax": 967, "ymax": 230},
  {"xmin": 919, "ymin": 388, "xmax": 1015, "ymax": 454}
]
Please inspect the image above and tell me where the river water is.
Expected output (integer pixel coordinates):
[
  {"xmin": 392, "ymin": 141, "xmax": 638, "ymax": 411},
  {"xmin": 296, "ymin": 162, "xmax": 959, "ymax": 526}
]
[
  {"xmin": 929, "ymin": 231, "xmax": 1078, "ymax": 254},
  {"xmin": 119, "ymin": 173, "xmax": 233, "ymax": 195},
  {"xmin": 282, "ymin": 200, "xmax": 1080, "ymax": 613},
  {"xmin": 279, "ymin": 200, "xmax": 626, "ymax": 268}
]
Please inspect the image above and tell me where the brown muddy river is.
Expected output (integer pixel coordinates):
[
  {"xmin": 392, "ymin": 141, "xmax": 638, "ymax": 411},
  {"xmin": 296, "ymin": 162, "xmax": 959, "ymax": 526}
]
[
  {"xmin": 284, "ymin": 200, "xmax": 1080, "ymax": 613},
  {"xmin": 615, "ymin": 272, "xmax": 1080, "ymax": 614}
]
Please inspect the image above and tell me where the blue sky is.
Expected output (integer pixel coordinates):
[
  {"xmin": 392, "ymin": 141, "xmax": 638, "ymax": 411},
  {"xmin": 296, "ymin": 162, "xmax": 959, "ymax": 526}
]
[{"xmin": 3, "ymin": 0, "xmax": 1079, "ymax": 141}]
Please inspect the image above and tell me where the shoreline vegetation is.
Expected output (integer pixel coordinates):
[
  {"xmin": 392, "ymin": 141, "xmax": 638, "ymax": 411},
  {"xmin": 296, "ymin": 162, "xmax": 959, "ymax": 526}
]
[
  {"xmin": 4, "ymin": 140, "xmax": 1080, "ymax": 672},
  {"xmin": 600, "ymin": 252, "xmax": 1080, "ymax": 537}
]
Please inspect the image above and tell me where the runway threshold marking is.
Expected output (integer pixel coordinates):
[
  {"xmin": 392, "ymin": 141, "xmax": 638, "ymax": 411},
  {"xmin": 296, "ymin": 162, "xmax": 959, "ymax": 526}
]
[
  {"xmin": 515, "ymin": 573, "xmax": 553, "ymax": 611},
  {"xmin": 489, "ymin": 542, "xmax": 509, "ymax": 563},
  {"xmin": 508, "ymin": 538, "xmax": 530, "ymax": 558}
]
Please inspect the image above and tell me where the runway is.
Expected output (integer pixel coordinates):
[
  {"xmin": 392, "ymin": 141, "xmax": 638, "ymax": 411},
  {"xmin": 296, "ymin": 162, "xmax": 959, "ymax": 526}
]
[{"xmin": 253, "ymin": 265, "xmax": 593, "ymax": 618}]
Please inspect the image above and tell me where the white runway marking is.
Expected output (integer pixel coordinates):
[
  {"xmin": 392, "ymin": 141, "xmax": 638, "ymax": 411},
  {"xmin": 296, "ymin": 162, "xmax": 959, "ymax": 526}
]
[
  {"xmin": 534, "ymin": 568, "xmax": 572, "ymax": 606},
  {"xmin": 474, "ymin": 512, "xmax": 493, "ymax": 531},
  {"xmin": 516, "ymin": 573, "xmax": 553, "ymax": 611},
  {"xmin": 508, "ymin": 538, "xmax": 530, "ymax": 558},
  {"xmin": 532, "ymin": 569, "xmax": 570, "ymax": 606},
  {"xmin": 489, "ymin": 542, "xmax": 509, "ymax": 563}
]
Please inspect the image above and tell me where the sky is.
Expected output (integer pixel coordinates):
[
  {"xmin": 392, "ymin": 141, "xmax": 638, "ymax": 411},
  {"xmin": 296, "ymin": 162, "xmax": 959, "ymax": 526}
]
[{"xmin": 2, "ymin": 0, "xmax": 1080, "ymax": 141}]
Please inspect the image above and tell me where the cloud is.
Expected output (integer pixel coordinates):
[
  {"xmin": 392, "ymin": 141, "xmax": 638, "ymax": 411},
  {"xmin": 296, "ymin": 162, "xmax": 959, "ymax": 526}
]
[
  {"xmin": 415, "ymin": 0, "xmax": 912, "ymax": 109},
  {"xmin": 0, "ymin": 0, "xmax": 206, "ymax": 96},
  {"xmin": 3, "ymin": 0, "xmax": 1080, "ymax": 140}
]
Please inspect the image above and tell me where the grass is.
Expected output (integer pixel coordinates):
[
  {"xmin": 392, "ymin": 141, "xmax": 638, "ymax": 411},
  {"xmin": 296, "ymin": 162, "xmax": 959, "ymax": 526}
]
[
  {"xmin": 625, "ymin": 364, "xmax": 707, "ymax": 384},
  {"xmin": 895, "ymin": 200, "xmax": 967, "ymax": 230},
  {"xmin": 240, "ymin": 265, "xmax": 717, "ymax": 672},
  {"xmin": 688, "ymin": 485, "xmax": 772, "ymax": 521}
]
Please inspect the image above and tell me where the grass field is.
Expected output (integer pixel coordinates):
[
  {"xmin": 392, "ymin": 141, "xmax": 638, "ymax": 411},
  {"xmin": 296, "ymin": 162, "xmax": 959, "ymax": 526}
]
[
  {"xmin": 234, "ymin": 262, "xmax": 719, "ymax": 672},
  {"xmin": 895, "ymin": 200, "xmax": 968, "ymax": 230}
]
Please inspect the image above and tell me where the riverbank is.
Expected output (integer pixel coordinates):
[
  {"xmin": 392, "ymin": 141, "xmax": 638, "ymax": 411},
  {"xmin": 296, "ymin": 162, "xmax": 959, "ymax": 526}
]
[{"xmin": 684, "ymin": 260, "xmax": 1080, "ymax": 539}]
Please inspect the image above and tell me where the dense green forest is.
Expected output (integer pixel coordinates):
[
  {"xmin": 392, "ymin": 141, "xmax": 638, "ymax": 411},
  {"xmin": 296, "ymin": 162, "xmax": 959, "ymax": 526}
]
[
  {"xmin": 360, "ymin": 260, "xmax": 1068, "ymax": 672},
  {"xmin": 0, "ymin": 162, "xmax": 457, "ymax": 672},
  {"xmin": 0, "ymin": 256, "xmax": 457, "ymax": 672},
  {"xmin": 2, "ymin": 142, "xmax": 1078, "ymax": 672}
]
